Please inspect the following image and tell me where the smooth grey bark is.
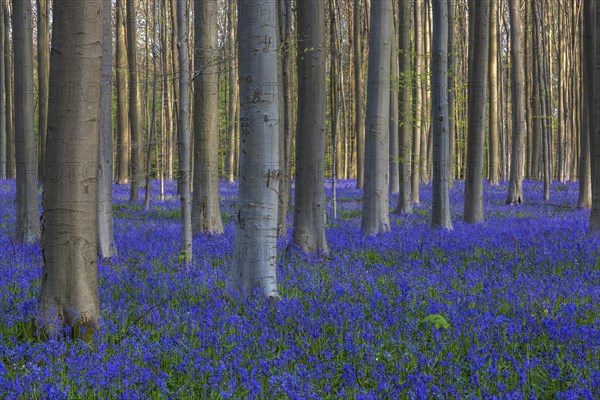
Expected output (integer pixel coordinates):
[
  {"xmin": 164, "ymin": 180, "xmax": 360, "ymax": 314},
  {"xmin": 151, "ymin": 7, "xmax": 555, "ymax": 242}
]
[
  {"xmin": 115, "ymin": 0, "xmax": 130, "ymax": 184},
  {"xmin": 144, "ymin": 0, "xmax": 158, "ymax": 211},
  {"xmin": 410, "ymin": 0, "xmax": 422, "ymax": 205},
  {"xmin": 230, "ymin": 0, "xmax": 281, "ymax": 297},
  {"xmin": 225, "ymin": 0, "xmax": 237, "ymax": 183},
  {"xmin": 589, "ymin": 0, "xmax": 600, "ymax": 230},
  {"xmin": 389, "ymin": 29, "xmax": 399, "ymax": 195},
  {"xmin": 431, "ymin": 0, "xmax": 452, "ymax": 230},
  {"xmin": 488, "ymin": 0, "xmax": 500, "ymax": 185},
  {"xmin": 98, "ymin": 0, "xmax": 117, "ymax": 259},
  {"xmin": 4, "ymin": 0, "xmax": 13, "ymax": 179},
  {"xmin": 464, "ymin": 0, "xmax": 490, "ymax": 224},
  {"xmin": 177, "ymin": 0, "xmax": 193, "ymax": 263},
  {"xmin": 13, "ymin": 0, "xmax": 39, "ymax": 243},
  {"xmin": 292, "ymin": 0, "xmax": 328, "ymax": 254},
  {"xmin": 36, "ymin": 0, "xmax": 49, "ymax": 182},
  {"xmin": 277, "ymin": 0, "xmax": 293, "ymax": 237},
  {"xmin": 447, "ymin": 0, "xmax": 455, "ymax": 183},
  {"xmin": 0, "ymin": 0, "xmax": 5, "ymax": 179},
  {"xmin": 506, "ymin": 0, "xmax": 526, "ymax": 205},
  {"xmin": 127, "ymin": 0, "xmax": 142, "ymax": 202},
  {"xmin": 580, "ymin": 0, "xmax": 593, "ymax": 209},
  {"xmin": 395, "ymin": 0, "xmax": 412, "ymax": 215},
  {"xmin": 354, "ymin": 0, "xmax": 365, "ymax": 188},
  {"xmin": 38, "ymin": 0, "xmax": 103, "ymax": 335},
  {"xmin": 361, "ymin": 0, "xmax": 392, "ymax": 236},
  {"xmin": 192, "ymin": 0, "xmax": 224, "ymax": 235}
]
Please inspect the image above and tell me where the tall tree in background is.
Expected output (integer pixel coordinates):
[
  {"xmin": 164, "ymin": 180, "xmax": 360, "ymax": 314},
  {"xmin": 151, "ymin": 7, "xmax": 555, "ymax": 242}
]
[
  {"xmin": 488, "ymin": 0, "xmax": 500, "ymax": 185},
  {"xmin": 230, "ymin": 0, "xmax": 281, "ymax": 297},
  {"xmin": 431, "ymin": 0, "xmax": 452, "ymax": 230},
  {"xmin": 0, "ymin": 0, "xmax": 5, "ymax": 180},
  {"xmin": 38, "ymin": 0, "xmax": 103, "ymax": 335},
  {"xmin": 411, "ymin": 0, "xmax": 423, "ymax": 205},
  {"xmin": 389, "ymin": 27, "xmax": 399, "ymax": 195},
  {"xmin": 590, "ymin": 0, "xmax": 600, "ymax": 230},
  {"xmin": 115, "ymin": 0, "xmax": 130, "ymax": 184},
  {"xmin": 36, "ymin": 0, "xmax": 49, "ymax": 183},
  {"xmin": 361, "ymin": 0, "xmax": 392, "ymax": 236},
  {"xmin": 98, "ymin": 0, "xmax": 117, "ymax": 258},
  {"xmin": 127, "ymin": 0, "xmax": 142, "ymax": 203},
  {"xmin": 177, "ymin": 0, "xmax": 192, "ymax": 263},
  {"xmin": 506, "ymin": 0, "xmax": 526, "ymax": 205},
  {"xmin": 293, "ymin": 0, "xmax": 328, "ymax": 254},
  {"xmin": 225, "ymin": 0, "xmax": 238, "ymax": 183},
  {"xmin": 395, "ymin": 0, "xmax": 412, "ymax": 215},
  {"xmin": 192, "ymin": 0, "xmax": 224, "ymax": 235},
  {"xmin": 13, "ymin": 0, "xmax": 39, "ymax": 243},
  {"xmin": 464, "ymin": 0, "xmax": 490, "ymax": 224},
  {"xmin": 4, "ymin": 0, "xmax": 14, "ymax": 180},
  {"xmin": 579, "ymin": 0, "xmax": 593, "ymax": 209},
  {"xmin": 354, "ymin": 0, "xmax": 365, "ymax": 189}
]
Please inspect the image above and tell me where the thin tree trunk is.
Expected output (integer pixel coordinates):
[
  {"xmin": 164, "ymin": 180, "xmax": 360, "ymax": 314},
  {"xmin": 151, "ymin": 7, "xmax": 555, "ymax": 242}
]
[
  {"xmin": 361, "ymin": 0, "xmax": 392, "ymax": 236},
  {"xmin": 447, "ymin": 0, "xmax": 455, "ymax": 183},
  {"xmin": 13, "ymin": 0, "xmax": 39, "ymax": 243},
  {"xmin": 4, "ymin": 0, "xmax": 14, "ymax": 179},
  {"xmin": 0, "ymin": 0, "xmax": 5, "ymax": 180},
  {"xmin": 411, "ymin": 0, "xmax": 423, "ymax": 205},
  {"xmin": 177, "ymin": 0, "xmax": 192, "ymax": 263},
  {"xmin": 98, "ymin": 0, "xmax": 118, "ymax": 259},
  {"xmin": 192, "ymin": 0, "xmax": 224, "ymax": 235},
  {"xmin": 144, "ymin": 0, "xmax": 159, "ymax": 211},
  {"xmin": 389, "ymin": 27, "xmax": 399, "ymax": 195},
  {"xmin": 580, "ymin": 0, "xmax": 593, "ymax": 209},
  {"xmin": 395, "ymin": 0, "xmax": 412, "ymax": 215},
  {"xmin": 36, "ymin": 0, "xmax": 49, "ymax": 183},
  {"xmin": 39, "ymin": 0, "xmax": 103, "ymax": 336},
  {"xmin": 127, "ymin": 0, "xmax": 142, "ymax": 202},
  {"xmin": 115, "ymin": 0, "xmax": 130, "ymax": 184},
  {"xmin": 355, "ymin": 0, "xmax": 365, "ymax": 188},
  {"xmin": 488, "ymin": 0, "xmax": 500, "ymax": 185},
  {"xmin": 231, "ymin": 0, "xmax": 281, "ymax": 297},
  {"xmin": 506, "ymin": 0, "xmax": 526, "ymax": 205},
  {"xmin": 225, "ymin": 0, "xmax": 237, "ymax": 183}
]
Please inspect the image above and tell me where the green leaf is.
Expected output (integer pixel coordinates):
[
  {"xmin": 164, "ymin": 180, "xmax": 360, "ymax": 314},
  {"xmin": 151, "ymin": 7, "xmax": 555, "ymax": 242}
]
[{"xmin": 422, "ymin": 314, "xmax": 450, "ymax": 330}]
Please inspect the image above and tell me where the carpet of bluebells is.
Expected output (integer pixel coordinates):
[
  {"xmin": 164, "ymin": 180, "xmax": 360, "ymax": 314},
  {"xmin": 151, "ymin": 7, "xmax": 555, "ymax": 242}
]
[{"xmin": 0, "ymin": 178, "xmax": 599, "ymax": 399}]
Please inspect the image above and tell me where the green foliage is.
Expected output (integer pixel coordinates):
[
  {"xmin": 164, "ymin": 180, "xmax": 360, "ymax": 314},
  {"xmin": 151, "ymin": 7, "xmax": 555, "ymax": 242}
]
[{"xmin": 422, "ymin": 314, "xmax": 451, "ymax": 330}]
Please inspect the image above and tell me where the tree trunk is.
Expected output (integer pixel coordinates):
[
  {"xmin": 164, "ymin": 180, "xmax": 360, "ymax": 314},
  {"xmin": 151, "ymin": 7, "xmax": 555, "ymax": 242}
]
[
  {"xmin": 115, "ymin": 0, "xmax": 130, "ymax": 184},
  {"xmin": 38, "ymin": 0, "xmax": 103, "ymax": 336},
  {"xmin": 293, "ymin": 0, "xmax": 328, "ymax": 254},
  {"xmin": 389, "ymin": 27, "xmax": 399, "ymax": 195},
  {"xmin": 410, "ymin": 0, "xmax": 423, "ymax": 205},
  {"xmin": 431, "ymin": 0, "xmax": 452, "ymax": 230},
  {"xmin": 589, "ymin": 0, "xmax": 600, "ymax": 230},
  {"xmin": 464, "ymin": 0, "xmax": 490, "ymax": 224},
  {"xmin": 144, "ymin": 0, "xmax": 158, "ymax": 211},
  {"xmin": 225, "ymin": 0, "xmax": 237, "ymax": 183},
  {"xmin": 192, "ymin": 0, "xmax": 224, "ymax": 235},
  {"xmin": 354, "ymin": 0, "xmax": 365, "ymax": 189},
  {"xmin": 36, "ymin": 0, "xmax": 49, "ymax": 183},
  {"xmin": 13, "ymin": 0, "xmax": 39, "ymax": 243},
  {"xmin": 0, "ymin": 0, "xmax": 5, "ymax": 180},
  {"xmin": 488, "ymin": 0, "xmax": 500, "ymax": 185},
  {"xmin": 580, "ymin": 0, "xmax": 593, "ymax": 209},
  {"xmin": 230, "ymin": 0, "xmax": 281, "ymax": 297},
  {"xmin": 361, "ymin": 0, "xmax": 392, "ymax": 236},
  {"xmin": 127, "ymin": 0, "xmax": 142, "ymax": 203},
  {"xmin": 177, "ymin": 0, "xmax": 192, "ymax": 263},
  {"xmin": 506, "ymin": 0, "xmax": 526, "ymax": 205},
  {"xmin": 447, "ymin": 0, "xmax": 455, "ymax": 184},
  {"xmin": 395, "ymin": 0, "xmax": 412, "ymax": 215},
  {"xmin": 98, "ymin": 0, "xmax": 117, "ymax": 259},
  {"xmin": 4, "ymin": 0, "xmax": 14, "ymax": 180}
]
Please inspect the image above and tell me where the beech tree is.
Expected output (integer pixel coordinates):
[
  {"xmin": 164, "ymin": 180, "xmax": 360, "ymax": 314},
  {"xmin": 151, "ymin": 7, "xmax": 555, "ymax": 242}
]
[
  {"xmin": 192, "ymin": 0, "xmax": 224, "ymax": 235},
  {"xmin": 177, "ymin": 0, "xmax": 192, "ymax": 263},
  {"xmin": 464, "ymin": 0, "xmax": 490, "ymax": 224},
  {"xmin": 127, "ymin": 0, "xmax": 142, "ymax": 203},
  {"xmin": 38, "ymin": 0, "xmax": 103, "ymax": 335},
  {"xmin": 13, "ymin": 0, "xmax": 39, "ymax": 243},
  {"xmin": 431, "ymin": 0, "xmax": 452, "ymax": 230},
  {"xmin": 293, "ymin": 0, "xmax": 328, "ymax": 254},
  {"xmin": 230, "ymin": 0, "xmax": 281, "ymax": 297},
  {"xmin": 361, "ymin": 0, "xmax": 392, "ymax": 236},
  {"xmin": 506, "ymin": 0, "xmax": 526, "ymax": 205},
  {"xmin": 36, "ymin": 0, "xmax": 49, "ymax": 182}
]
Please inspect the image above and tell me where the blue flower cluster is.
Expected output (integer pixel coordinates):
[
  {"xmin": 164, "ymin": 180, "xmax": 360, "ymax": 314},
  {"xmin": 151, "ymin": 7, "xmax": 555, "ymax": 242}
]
[{"xmin": 0, "ymin": 179, "xmax": 598, "ymax": 398}]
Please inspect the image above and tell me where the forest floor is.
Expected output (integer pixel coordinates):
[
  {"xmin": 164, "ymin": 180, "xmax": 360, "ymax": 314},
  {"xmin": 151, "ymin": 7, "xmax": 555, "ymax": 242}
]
[{"xmin": 0, "ymin": 179, "xmax": 598, "ymax": 399}]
